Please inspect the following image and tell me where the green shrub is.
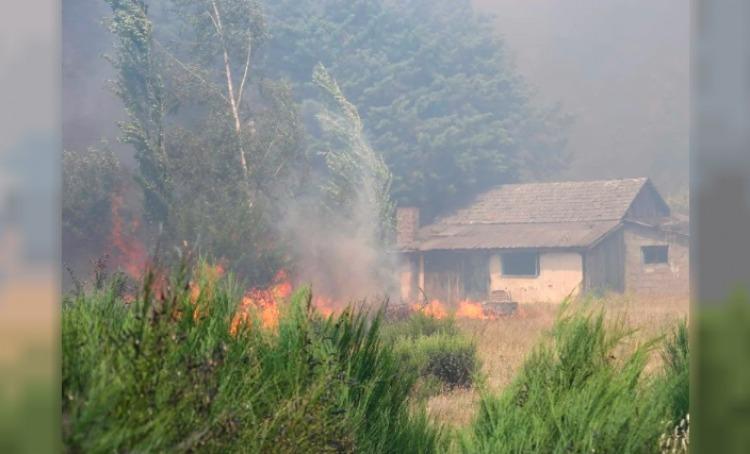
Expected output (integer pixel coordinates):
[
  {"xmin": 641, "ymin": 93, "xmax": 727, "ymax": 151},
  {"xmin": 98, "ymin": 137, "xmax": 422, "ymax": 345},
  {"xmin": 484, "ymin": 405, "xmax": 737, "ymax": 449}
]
[
  {"xmin": 62, "ymin": 264, "xmax": 443, "ymax": 453},
  {"xmin": 694, "ymin": 291, "xmax": 750, "ymax": 453},
  {"xmin": 394, "ymin": 334, "xmax": 479, "ymax": 393},
  {"xmin": 462, "ymin": 308, "xmax": 682, "ymax": 453},
  {"xmin": 656, "ymin": 320, "xmax": 689, "ymax": 424},
  {"xmin": 385, "ymin": 311, "xmax": 479, "ymax": 396}
]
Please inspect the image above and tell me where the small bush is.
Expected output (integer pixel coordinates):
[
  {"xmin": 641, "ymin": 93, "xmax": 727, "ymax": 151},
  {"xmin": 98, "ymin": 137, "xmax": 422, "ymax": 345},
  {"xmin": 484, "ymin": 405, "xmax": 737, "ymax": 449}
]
[
  {"xmin": 394, "ymin": 334, "xmax": 478, "ymax": 392},
  {"xmin": 385, "ymin": 312, "xmax": 479, "ymax": 396},
  {"xmin": 462, "ymin": 307, "xmax": 684, "ymax": 453}
]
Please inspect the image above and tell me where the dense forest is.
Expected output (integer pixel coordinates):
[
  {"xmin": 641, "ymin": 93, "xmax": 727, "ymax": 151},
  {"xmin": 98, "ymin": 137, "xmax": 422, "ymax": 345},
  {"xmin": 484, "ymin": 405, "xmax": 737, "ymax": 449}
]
[{"xmin": 63, "ymin": 0, "xmax": 568, "ymax": 287}]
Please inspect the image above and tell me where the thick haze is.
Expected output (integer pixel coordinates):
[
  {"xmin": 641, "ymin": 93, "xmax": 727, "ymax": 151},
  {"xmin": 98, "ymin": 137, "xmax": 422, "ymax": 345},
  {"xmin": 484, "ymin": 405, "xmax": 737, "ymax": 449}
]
[
  {"xmin": 62, "ymin": 0, "xmax": 127, "ymax": 161},
  {"xmin": 473, "ymin": 0, "xmax": 689, "ymax": 196},
  {"xmin": 64, "ymin": 0, "xmax": 689, "ymax": 194}
]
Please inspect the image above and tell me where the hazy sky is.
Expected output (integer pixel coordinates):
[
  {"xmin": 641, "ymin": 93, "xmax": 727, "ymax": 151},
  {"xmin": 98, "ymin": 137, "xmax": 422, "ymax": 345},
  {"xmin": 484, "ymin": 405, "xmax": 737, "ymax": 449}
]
[
  {"xmin": 61, "ymin": 0, "xmax": 689, "ymax": 196},
  {"xmin": 473, "ymin": 0, "xmax": 689, "ymax": 195},
  {"xmin": 0, "ymin": 2, "xmax": 57, "ymax": 154}
]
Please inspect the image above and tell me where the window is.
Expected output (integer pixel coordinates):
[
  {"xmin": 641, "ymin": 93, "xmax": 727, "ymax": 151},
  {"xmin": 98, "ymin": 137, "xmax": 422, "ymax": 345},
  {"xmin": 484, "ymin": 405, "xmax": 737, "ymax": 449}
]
[
  {"xmin": 501, "ymin": 252, "xmax": 539, "ymax": 276},
  {"xmin": 642, "ymin": 245, "xmax": 668, "ymax": 264}
]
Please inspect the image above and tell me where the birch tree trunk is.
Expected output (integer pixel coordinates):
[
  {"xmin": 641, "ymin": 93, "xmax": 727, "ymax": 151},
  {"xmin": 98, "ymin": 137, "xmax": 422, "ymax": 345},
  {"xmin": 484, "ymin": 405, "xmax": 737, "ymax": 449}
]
[{"xmin": 209, "ymin": 0, "xmax": 255, "ymax": 206}]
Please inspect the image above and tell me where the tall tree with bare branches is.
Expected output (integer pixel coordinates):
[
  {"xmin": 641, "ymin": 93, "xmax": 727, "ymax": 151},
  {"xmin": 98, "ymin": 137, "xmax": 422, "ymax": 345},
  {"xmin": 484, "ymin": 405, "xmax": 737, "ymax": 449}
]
[{"xmin": 104, "ymin": 0, "xmax": 305, "ymax": 284}]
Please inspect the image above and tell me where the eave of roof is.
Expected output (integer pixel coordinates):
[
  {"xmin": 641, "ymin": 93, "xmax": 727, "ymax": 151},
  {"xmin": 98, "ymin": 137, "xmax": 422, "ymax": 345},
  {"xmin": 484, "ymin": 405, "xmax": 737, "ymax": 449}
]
[
  {"xmin": 623, "ymin": 218, "xmax": 690, "ymax": 238},
  {"xmin": 409, "ymin": 220, "xmax": 621, "ymax": 251}
]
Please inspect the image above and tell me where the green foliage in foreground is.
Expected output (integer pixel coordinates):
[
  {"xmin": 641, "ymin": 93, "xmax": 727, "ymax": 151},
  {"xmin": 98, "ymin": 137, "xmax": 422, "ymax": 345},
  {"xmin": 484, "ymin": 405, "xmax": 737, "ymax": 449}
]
[
  {"xmin": 394, "ymin": 334, "xmax": 479, "ymax": 396},
  {"xmin": 656, "ymin": 321, "xmax": 689, "ymax": 426},
  {"xmin": 62, "ymin": 263, "xmax": 692, "ymax": 453},
  {"xmin": 693, "ymin": 290, "xmax": 750, "ymax": 454},
  {"xmin": 462, "ymin": 308, "xmax": 689, "ymax": 453},
  {"xmin": 383, "ymin": 312, "xmax": 478, "ymax": 396},
  {"xmin": 62, "ymin": 266, "xmax": 442, "ymax": 453}
]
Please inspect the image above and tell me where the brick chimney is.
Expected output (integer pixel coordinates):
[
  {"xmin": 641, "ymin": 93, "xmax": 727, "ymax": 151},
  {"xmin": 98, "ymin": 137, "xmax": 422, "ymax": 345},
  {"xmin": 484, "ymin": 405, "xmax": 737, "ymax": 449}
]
[{"xmin": 396, "ymin": 207, "xmax": 420, "ymax": 249}]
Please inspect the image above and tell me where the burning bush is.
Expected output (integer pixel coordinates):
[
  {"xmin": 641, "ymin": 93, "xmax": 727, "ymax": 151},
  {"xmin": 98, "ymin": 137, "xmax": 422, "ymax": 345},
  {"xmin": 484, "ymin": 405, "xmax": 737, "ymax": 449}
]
[{"xmin": 62, "ymin": 263, "xmax": 444, "ymax": 452}]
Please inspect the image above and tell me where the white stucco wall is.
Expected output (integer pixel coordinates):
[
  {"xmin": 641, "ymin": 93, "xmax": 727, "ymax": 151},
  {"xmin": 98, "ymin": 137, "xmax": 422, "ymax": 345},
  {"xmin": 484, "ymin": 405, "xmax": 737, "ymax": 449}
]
[{"xmin": 489, "ymin": 252, "xmax": 583, "ymax": 303}]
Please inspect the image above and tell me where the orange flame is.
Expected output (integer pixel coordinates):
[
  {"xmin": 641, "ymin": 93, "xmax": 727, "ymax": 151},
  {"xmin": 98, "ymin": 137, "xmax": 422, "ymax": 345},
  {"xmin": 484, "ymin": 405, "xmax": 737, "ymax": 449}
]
[
  {"xmin": 312, "ymin": 295, "xmax": 337, "ymax": 318},
  {"xmin": 455, "ymin": 300, "xmax": 487, "ymax": 319},
  {"xmin": 407, "ymin": 298, "xmax": 501, "ymax": 320},
  {"xmin": 110, "ymin": 190, "xmax": 147, "ymax": 279},
  {"xmin": 411, "ymin": 299, "xmax": 449, "ymax": 319},
  {"xmin": 230, "ymin": 270, "xmax": 293, "ymax": 334}
]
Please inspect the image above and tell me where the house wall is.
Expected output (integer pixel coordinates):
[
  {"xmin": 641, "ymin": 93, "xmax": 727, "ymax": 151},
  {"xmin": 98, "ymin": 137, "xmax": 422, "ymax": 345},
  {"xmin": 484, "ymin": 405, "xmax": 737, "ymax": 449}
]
[
  {"xmin": 419, "ymin": 251, "xmax": 490, "ymax": 304},
  {"xmin": 625, "ymin": 183, "xmax": 671, "ymax": 221},
  {"xmin": 623, "ymin": 224, "xmax": 689, "ymax": 296},
  {"xmin": 398, "ymin": 254, "xmax": 418, "ymax": 303},
  {"xmin": 584, "ymin": 229, "xmax": 625, "ymax": 293},
  {"xmin": 489, "ymin": 251, "xmax": 583, "ymax": 303},
  {"xmin": 422, "ymin": 251, "xmax": 464, "ymax": 303}
]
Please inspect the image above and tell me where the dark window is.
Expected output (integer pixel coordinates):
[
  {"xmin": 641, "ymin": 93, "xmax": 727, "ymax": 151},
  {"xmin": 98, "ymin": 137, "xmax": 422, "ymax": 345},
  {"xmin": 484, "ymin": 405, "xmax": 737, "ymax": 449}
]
[
  {"xmin": 502, "ymin": 252, "xmax": 539, "ymax": 276},
  {"xmin": 642, "ymin": 245, "xmax": 668, "ymax": 264}
]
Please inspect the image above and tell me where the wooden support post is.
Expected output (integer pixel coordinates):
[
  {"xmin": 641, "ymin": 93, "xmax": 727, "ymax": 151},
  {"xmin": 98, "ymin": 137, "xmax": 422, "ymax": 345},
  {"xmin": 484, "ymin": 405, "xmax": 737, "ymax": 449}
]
[{"xmin": 418, "ymin": 253, "xmax": 425, "ymax": 303}]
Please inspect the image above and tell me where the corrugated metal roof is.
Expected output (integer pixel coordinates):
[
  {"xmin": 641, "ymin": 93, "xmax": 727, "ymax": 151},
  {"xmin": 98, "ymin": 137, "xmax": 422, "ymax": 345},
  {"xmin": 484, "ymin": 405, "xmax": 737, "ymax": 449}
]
[{"xmin": 411, "ymin": 220, "xmax": 621, "ymax": 251}]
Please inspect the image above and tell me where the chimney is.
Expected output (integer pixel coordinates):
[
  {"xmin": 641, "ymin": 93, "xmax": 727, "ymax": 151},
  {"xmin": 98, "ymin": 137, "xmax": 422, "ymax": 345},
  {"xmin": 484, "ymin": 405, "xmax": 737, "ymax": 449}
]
[{"xmin": 396, "ymin": 207, "xmax": 420, "ymax": 248}]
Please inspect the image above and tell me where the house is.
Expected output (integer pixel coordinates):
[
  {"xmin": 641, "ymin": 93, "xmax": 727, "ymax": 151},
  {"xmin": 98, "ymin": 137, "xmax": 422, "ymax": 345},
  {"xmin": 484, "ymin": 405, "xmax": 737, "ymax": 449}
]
[{"xmin": 396, "ymin": 177, "xmax": 689, "ymax": 304}]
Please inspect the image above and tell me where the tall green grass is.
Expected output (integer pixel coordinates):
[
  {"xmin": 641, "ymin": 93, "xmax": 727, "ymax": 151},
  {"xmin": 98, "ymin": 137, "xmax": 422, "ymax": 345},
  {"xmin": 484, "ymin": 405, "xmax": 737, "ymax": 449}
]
[
  {"xmin": 62, "ymin": 263, "xmax": 443, "ymax": 452},
  {"xmin": 63, "ymin": 262, "xmax": 690, "ymax": 452},
  {"xmin": 461, "ymin": 306, "xmax": 689, "ymax": 453}
]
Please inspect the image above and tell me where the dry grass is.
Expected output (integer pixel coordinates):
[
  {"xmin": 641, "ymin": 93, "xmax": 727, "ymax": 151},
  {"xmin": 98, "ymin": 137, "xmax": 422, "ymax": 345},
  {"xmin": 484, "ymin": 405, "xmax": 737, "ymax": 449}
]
[{"xmin": 427, "ymin": 294, "xmax": 689, "ymax": 427}]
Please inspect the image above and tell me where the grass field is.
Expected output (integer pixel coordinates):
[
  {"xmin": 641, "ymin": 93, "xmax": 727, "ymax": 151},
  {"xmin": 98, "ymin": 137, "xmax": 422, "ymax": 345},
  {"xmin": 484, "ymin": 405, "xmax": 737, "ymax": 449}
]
[{"xmin": 427, "ymin": 295, "xmax": 689, "ymax": 428}]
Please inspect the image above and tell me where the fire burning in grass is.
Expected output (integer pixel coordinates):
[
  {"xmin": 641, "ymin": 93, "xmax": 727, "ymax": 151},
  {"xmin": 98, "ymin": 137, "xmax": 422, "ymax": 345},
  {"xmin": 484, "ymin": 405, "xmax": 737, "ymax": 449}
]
[
  {"xmin": 229, "ymin": 270, "xmax": 292, "ymax": 334},
  {"xmin": 456, "ymin": 300, "xmax": 490, "ymax": 319},
  {"xmin": 108, "ymin": 189, "xmax": 504, "ymax": 330},
  {"xmin": 410, "ymin": 299, "xmax": 500, "ymax": 320},
  {"xmin": 412, "ymin": 300, "xmax": 449, "ymax": 319}
]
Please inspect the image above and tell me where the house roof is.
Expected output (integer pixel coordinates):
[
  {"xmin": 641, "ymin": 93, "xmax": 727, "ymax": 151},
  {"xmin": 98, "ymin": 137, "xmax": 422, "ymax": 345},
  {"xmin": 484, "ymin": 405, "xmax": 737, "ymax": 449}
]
[
  {"xmin": 436, "ymin": 177, "xmax": 650, "ymax": 225},
  {"xmin": 413, "ymin": 220, "xmax": 621, "ymax": 251},
  {"xmin": 400, "ymin": 177, "xmax": 676, "ymax": 252}
]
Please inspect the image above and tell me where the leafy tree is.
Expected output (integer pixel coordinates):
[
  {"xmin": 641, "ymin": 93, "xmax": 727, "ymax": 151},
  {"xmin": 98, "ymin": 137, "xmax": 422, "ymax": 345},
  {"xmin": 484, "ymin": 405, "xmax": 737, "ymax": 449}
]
[
  {"xmin": 105, "ymin": 0, "xmax": 170, "ymax": 224},
  {"xmin": 262, "ymin": 0, "xmax": 569, "ymax": 218},
  {"xmin": 62, "ymin": 145, "xmax": 122, "ymax": 255},
  {"xmin": 104, "ymin": 0, "xmax": 305, "ymax": 284},
  {"xmin": 312, "ymin": 63, "xmax": 394, "ymax": 242}
]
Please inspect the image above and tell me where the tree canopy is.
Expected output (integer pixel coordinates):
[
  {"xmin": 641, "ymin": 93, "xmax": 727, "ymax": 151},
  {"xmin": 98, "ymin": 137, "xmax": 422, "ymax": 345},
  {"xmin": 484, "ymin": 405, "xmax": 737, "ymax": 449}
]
[
  {"xmin": 262, "ymin": 0, "xmax": 569, "ymax": 218},
  {"xmin": 64, "ymin": 0, "xmax": 569, "ymax": 286},
  {"xmin": 103, "ymin": 0, "xmax": 306, "ymax": 284}
]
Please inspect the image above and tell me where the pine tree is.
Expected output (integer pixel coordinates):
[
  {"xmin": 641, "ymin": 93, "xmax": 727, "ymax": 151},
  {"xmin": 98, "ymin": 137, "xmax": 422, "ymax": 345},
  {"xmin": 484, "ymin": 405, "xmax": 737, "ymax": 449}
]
[{"xmin": 263, "ymin": 0, "xmax": 569, "ymax": 218}]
